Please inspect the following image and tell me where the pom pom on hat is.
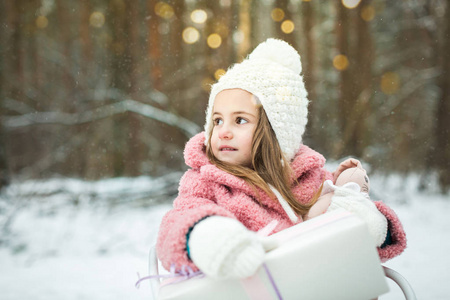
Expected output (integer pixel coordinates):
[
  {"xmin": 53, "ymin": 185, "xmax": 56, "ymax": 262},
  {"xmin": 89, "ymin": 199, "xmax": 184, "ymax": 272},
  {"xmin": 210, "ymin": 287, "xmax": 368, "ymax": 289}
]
[
  {"xmin": 249, "ymin": 39, "xmax": 302, "ymax": 74},
  {"xmin": 204, "ymin": 38, "xmax": 309, "ymax": 162}
]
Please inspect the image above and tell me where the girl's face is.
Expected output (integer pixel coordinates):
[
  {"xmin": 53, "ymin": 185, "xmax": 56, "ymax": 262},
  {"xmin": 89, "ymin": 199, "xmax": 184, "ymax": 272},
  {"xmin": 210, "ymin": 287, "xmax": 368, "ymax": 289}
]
[{"xmin": 210, "ymin": 89, "xmax": 258, "ymax": 167}]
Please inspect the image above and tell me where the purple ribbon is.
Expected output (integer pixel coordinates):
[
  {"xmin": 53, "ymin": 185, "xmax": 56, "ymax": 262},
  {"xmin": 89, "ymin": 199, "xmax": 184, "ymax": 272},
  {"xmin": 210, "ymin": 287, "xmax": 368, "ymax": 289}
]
[
  {"xmin": 135, "ymin": 264, "xmax": 204, "ymax": 289},
  {"xmin": 137, "ymin": 219, "xmax": 283, "ymax": 298},
  {"xmin": 263, "ymin": 263, "xmax": 283, "ymax": 300},
  {"xmin": 136, "ymin": 263, "xmax": 282, "ymax": 300}
]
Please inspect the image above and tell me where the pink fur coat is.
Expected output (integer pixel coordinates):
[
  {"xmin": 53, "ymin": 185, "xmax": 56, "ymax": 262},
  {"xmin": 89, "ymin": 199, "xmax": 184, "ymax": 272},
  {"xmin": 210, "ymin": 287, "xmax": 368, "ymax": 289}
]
[{"xmin": 156, "ymin": 133, "xmax": 406, "ymax": 271}]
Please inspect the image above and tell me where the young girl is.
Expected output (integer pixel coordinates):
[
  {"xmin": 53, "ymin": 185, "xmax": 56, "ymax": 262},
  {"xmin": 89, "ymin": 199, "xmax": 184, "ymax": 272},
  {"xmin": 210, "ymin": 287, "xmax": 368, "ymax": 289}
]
[{"xmin": 156, "ymin": 38, "xmax": 406, "ymax": 279}]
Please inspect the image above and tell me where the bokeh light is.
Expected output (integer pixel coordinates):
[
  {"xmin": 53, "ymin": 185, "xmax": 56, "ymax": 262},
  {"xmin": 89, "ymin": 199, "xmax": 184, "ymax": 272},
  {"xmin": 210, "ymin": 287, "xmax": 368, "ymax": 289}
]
[
  {"xmin": 281, "ymin": 20, "xmax": 295, "ymax": 34},
  {"xmin": 380, "ymin": 72, "xmax": 400, "ymax": 95},
  {"xmin": 155, "ymin": 2, "xmax": 174, "ymax": 19},
  {"xmin": 207, "ymin": 33, "xmax": 222, "ymax": 49},
  {"xmin": 361, "ymin": 5, "xmax": 375, "ymax": 21},
  {"xmin": 214, "ymin": 69, "xmax": 226, "ymax": 80},
  {"xmin": 271, "ymin": 8, "xmax": 285, "ymax": 22},
  {"xmin": 191, "ymin": 9, "xmax": 207, "ymax": 24},
  {"xmin": 342, "ymin": 0, "xmax": 362, "ymax": 9},
  {"xmin": 36, "ymin": 16, "xmax": 48, "ymax": 29},
  {"xmin": 89, "ymin": 12, "xmax": 105, "ymax": 28},
  {"xmin": 333, "ymin": 54, "xmax": 349, "ymax": 71},
  {"xmin": 233, "ymin": 30, "xmax": 244, "ymax": 44},
  {"xmin": 202, "ymin": 77, "xmax": 215, "ymax": 91},
  {"xmin": 182, "ymin": 27, "xmax": 200, "ymax": 44}
]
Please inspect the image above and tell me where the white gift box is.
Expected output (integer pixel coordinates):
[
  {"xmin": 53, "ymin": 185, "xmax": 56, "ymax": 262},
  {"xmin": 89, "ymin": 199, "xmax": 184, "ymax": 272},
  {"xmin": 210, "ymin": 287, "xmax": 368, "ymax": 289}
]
[{"xmin": 156, "ymin": 210, "xmax": 389, "ymax": 300}]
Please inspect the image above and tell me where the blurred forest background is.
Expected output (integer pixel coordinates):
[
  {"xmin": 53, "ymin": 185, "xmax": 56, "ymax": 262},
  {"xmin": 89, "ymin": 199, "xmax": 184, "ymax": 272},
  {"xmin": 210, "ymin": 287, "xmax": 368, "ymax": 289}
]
[{"xmin": 1, "ymin": 0, "xmax": 449, "ymax": 193}]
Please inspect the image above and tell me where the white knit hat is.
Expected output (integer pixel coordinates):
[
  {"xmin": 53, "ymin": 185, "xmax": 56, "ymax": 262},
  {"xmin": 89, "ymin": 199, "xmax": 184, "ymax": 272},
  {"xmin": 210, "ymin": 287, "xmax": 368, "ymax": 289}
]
[{"xmin": 204, "ymin": 38, "xmax": 309, "ymax": 161}]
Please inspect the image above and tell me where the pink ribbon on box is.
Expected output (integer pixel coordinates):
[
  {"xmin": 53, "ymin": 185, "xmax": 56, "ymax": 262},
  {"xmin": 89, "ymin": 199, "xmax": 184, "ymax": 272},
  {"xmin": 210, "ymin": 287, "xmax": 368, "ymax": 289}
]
[
  {"xmin": 241, "ymin": 211, "xmax": 353, "ymax": 300},
  {"xmin": 241, "ymin": 263, "xmax": 282, "ymax": 300},
  {"xmin": 257, "ymin": 219, "xmax": 279, "ymax": 237},
  {"xmin": 137, "ymin": 211, "xmax": 353, "ymax": 299},
  {"xmin": 239, "ymin": 220, "xmax": 283, "ymax": 300}
]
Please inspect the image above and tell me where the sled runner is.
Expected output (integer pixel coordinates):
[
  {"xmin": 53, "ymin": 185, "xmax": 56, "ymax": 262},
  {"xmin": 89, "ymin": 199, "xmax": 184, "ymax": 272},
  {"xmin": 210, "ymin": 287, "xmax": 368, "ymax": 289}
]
[{"xmin": 143, "ymin": 210, "xmax": 416, "ymax": 300}]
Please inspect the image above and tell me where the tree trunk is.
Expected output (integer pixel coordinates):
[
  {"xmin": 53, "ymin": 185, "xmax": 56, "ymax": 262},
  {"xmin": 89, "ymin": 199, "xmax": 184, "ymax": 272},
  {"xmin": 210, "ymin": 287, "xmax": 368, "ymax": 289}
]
[
  {"xmin": 237, "ymin": 0, "xmax": 252, "ymax": 58},
  {"xmin": 274, "ymin": 0, "xmax": 297, "ymax": 49},
  {"xmin": 302, "ymin": 1, "xmax": 316, "ymax": 136},
  {"xmin": 4, "ymin": 0, "xmax": 25, "ymax": 178},
  {"xmin": 79, "ymin": 0, "xmax": 93, "ymax": 76},
  {"xmin": 147, "ymin": 0, "xmax": 163, "ymax": 91},
  {"xmin": 0, "ymin": 0, "xmax": 11, "ymax": 189},
  {"xmin": 335, "ymin": 1, "xmax": 373, "ymax": 159},
  {"xmin": 168, "ymin": 0, "xmax": 184, "ymax": 72},
  {"xmin": 56, "ymin": 0, "xmax": 74, "ymax": 109},
  {"xmin": 435, "ymin": 2, "xmax": 450, "ymax": 191},
  {"xmin": 107, "ymin": 0, "xmax": 128, "ymax": 176},
  {"xmin": 126, "ymin": 0, "xmax": 143, "ymax": 176}
]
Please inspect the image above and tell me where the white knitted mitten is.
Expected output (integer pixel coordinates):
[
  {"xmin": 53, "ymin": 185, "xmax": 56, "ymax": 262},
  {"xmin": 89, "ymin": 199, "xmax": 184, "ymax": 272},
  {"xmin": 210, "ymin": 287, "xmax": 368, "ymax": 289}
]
[
  {"xmin": 327, "ymin": 184, "xmax": 388, "ymax": 247},
  {"xmin": 188, "ymin": 216, "xmax": 265, "ymax": 279}
]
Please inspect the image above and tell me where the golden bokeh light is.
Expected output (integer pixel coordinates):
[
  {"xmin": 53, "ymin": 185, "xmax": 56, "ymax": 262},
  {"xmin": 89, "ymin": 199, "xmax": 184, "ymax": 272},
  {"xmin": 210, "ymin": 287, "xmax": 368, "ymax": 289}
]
[
  {"xmin": 342, "ymin": 0, "xmax": 362, "ymax": 9},
  {"xmin": 36, "ymin": 16, "xmax": 48, "ymax": 29},
  {"xmin": 281, "ymin": 20, "xmax": 295, "ymax": 34},
  {"xmin": 90, "ymin": 12, "xmax": 105, "ymax": 28},
  {"xmin": 191, "ymin": 9, "xmax": 207, "ymax": 24},
  {"xmin": 155, "ymin": 2, "xmax": 174, "ymax": 19},
  {"xmin": 333, "ymin": 54, "xmax": 349, "ymax": 71},
  {"xmin": 380, "ymin": 72, "xmax": 400, "ymax": 95},
  {"xmin": 182, "ymin": 27, "xmax": 200, "ymax": 44},
  {"xmin": 361, "ymin": 5, "xmax": 375, "ymax": 21},
  {"xmin": 207, "ymin": 33, "xmax": 222, "ymax": 49},
  {"xmin": 271, "ymin": 8, "xmax": 285, "ymax": 22},
  {"xmin": 214, "ymin": 69, "xmax": 226, "ymax": 80},
  {"xmin": 202, "ymin": 77, "xmax": 215, "ymax": 91}
]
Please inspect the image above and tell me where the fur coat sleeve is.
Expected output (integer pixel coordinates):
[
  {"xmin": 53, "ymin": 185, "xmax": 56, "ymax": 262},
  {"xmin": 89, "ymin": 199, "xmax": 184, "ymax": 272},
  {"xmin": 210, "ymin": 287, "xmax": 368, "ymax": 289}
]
[
  {"xmin": 374, "ymin": 201, "xmax": 407, "ymax": 262},
  {"xmin": 156, "ymin": 169, "xmax": 236, "ymax": 272}
]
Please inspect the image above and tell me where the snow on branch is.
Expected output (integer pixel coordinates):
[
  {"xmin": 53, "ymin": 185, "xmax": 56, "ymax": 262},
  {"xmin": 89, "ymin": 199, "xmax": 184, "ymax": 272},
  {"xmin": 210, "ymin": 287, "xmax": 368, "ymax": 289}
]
[
  {"xmin": 3, "ymin": 172, "xmax": 183, "ymax": 206},
  {"xmin": 2, "ymin": 99, "xmax": 201, "ymax": 138},
  {"xmin": 380, "ymin": 67, "xmax": 441, "ymax": 118}
]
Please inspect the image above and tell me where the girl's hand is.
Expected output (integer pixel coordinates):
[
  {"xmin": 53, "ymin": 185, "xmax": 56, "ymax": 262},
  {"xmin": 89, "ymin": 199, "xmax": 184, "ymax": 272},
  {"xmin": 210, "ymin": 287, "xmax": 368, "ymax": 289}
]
[
  {"xmin": 327, "ymin": 185, "xmax": 387, "ymax": 247},
  {"xmin": 305, "ymin": 193, "xmax": 333, "ymax": 221},
  {"xmin": 188, "ymin": 216, "xmax": 265, "ymax": 279},
  {"xmin": 333, "ymin": 158, "xmax": 363, "ymax": 182}
]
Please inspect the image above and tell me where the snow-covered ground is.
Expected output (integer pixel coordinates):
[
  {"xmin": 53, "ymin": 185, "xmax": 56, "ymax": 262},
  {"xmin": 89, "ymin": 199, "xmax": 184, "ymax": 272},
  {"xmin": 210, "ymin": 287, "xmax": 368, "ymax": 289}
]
[{"xmin": 0, "ymin": 173, "xmax": 449, "ymax": 299}]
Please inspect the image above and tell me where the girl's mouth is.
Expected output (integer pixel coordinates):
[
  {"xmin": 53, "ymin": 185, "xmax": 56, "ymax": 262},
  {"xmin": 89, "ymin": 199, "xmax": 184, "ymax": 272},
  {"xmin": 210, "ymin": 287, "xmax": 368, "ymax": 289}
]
[{"xmin": 219, "ymin": 146, "xmax": 237, "ymax": 151}]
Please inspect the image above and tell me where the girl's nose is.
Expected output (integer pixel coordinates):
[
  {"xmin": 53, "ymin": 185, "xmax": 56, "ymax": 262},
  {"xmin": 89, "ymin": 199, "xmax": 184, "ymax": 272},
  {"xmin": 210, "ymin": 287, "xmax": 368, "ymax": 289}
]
[{"xmin": 219, "ymin": 124, "xmax": 233, "ymax": 140}]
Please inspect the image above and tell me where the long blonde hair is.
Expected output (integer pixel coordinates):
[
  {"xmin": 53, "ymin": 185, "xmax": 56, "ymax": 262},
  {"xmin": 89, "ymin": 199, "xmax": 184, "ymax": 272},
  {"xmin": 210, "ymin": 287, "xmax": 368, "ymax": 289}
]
[{"xmin": 207, "ymin": 106, "xmax": 320, "ymax": 217}]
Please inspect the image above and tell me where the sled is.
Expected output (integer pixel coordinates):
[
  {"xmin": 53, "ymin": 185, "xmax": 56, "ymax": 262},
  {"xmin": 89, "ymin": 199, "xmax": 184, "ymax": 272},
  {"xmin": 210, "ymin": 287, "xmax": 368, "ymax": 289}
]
[{"xmin": 144, "ymin": 210, "xmax": 416, "ymax": 300}]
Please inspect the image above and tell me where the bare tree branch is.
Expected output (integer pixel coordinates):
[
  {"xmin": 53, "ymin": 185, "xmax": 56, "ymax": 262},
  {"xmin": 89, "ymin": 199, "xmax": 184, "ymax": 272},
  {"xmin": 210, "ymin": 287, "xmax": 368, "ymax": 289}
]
[
  {"xmin": 379, "ymin": 67, "xmax": 441, "ymax": 118},
  {"xmin": 2, "ymin": 99, "xmax": 201, "ymax": 138}
]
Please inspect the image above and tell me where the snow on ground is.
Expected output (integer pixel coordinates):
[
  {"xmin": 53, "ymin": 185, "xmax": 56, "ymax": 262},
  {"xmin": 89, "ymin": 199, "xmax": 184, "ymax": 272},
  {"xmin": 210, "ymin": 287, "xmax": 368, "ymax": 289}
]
[
  {"xmin": 0, "ymin": 173, "xmax": 449, "ymax": 300},
  {"xmin": 374, "ymin": 174, "xmax": 450, "ymax": 300}
]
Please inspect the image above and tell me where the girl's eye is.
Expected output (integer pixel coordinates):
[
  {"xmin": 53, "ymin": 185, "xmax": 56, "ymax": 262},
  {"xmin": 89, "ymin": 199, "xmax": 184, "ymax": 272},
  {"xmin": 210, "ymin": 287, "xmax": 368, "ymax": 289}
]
[
  {"xmin": 236, "ymin": 117, "xmax": 248, "ymax": 124},
  {"xmin": 213, "ymin": 118, "xmax": 223, "ymax": 126}
]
